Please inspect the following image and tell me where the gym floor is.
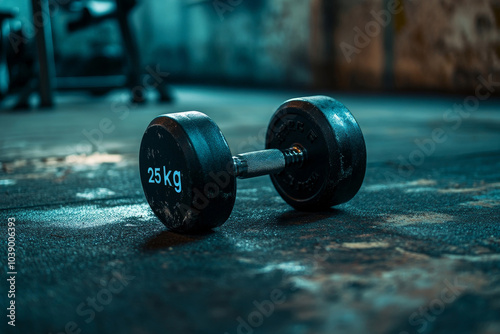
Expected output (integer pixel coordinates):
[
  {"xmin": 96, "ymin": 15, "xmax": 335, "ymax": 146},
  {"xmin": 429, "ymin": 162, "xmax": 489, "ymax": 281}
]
[{"xmin": 1, "ymin": 85, "xmax": 500, "ymax": 334}]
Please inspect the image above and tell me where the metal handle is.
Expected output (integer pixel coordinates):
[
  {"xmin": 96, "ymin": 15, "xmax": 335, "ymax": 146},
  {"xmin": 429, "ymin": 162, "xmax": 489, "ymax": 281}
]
[{"xmin": 233, "ymin": 146, "xmax": 305, "ymax": 179}]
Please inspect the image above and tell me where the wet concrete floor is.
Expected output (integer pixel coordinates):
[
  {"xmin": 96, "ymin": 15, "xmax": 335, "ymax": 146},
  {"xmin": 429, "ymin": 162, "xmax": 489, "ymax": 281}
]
[{"xmin": 1, "ymin": 86, "xmax": 500, "ymax": 334}]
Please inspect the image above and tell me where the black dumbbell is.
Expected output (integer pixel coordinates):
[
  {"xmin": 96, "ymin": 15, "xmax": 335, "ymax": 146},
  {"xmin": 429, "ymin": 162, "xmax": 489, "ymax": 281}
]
[{"xmin": 139, "ymin": 96, "xmax": 366, "ymax": 233}]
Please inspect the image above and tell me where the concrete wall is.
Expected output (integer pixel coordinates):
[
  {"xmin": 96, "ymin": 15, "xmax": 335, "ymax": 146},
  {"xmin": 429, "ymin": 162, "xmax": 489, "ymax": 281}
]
[
  {"xmin": 328, "ymin": 0, "xmax": 500, "ymax": 91},
  {"xmin": 135, "ymin": 0, "xmax": 311, "ymax": 86},
  {"xmin": 394, "ymin": 0, "xmax": 500, "ymax": 92}
]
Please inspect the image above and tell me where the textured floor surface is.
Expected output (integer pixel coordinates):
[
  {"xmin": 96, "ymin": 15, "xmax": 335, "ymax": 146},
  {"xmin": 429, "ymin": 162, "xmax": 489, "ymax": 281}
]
[{"xmin": 1, "ymin": 86, "xmax": 500, "ymax": 334}]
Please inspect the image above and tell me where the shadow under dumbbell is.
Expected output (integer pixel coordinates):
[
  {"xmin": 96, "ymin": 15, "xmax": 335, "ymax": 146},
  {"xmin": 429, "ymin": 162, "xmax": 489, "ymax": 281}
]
[
  {"xmin": 141, "ymin": 229, "xmax": 215, "ymax": 251},
  {"xmin": 274, "ymin": 208, "xmax": 343, "ymax": 227}
]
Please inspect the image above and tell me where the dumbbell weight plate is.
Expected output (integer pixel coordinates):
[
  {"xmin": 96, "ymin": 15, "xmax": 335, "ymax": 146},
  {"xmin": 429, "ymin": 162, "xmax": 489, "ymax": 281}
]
[
  {"xmin": 139, "ymin": 112, "xmax": 236, "ymax": 232},
  {"xmin": 265, "ymin": 96, "xmax": 366, "ymax": 210}
]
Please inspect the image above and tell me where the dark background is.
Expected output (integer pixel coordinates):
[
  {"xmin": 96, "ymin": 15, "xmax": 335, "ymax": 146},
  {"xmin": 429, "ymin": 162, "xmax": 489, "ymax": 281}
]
[{"xmin": 2, "ymin": 0, "xmax": 500, "ymax": 92}]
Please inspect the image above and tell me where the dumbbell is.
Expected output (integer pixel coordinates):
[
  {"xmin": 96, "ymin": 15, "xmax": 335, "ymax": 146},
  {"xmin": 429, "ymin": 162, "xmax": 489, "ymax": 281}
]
[{"xmin": 139, "ymin": 96, "xmax": 366, "ymax": 233}]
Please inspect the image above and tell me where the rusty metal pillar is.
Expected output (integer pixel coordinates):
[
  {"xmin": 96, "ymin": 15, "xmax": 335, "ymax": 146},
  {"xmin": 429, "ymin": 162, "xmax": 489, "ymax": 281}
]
[{"xmin": 31, "ymin": 0, "xmax": 55, "ymax": 107}]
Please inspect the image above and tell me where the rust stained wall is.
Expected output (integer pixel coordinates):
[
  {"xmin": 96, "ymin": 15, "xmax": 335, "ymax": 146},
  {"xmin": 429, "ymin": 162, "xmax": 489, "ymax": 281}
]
[
  {"xmin": 334, "ymin": 0, "xmax": 385, "ymax": 90},
  {"xmin": 310, "ymin": 0, "xmax": 386, "ymax": 90},
  {"xmin": 318, "ymin": 0, "xmax": 500, "ymax": 92},
  {"xmin": 394, "ymin": 0, "xmax": 500, "ymax": 91}
]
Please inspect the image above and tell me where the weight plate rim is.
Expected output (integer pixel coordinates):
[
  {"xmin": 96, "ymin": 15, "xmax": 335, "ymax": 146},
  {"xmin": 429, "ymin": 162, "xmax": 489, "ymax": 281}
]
[{"xmin": 265, "ymin": 96, "xmax": 366, "ymax": 210}]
